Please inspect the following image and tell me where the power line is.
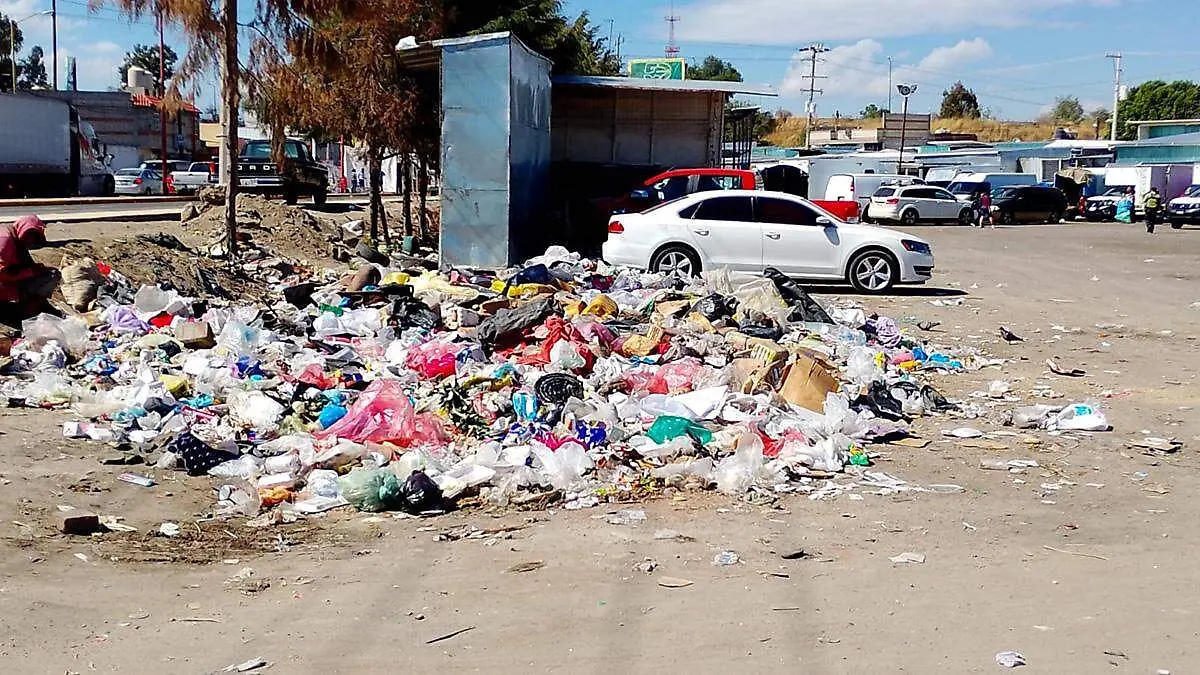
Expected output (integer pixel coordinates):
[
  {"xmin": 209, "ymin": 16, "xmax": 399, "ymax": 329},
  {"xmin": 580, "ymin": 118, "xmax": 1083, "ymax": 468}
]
[{"xmin": 795, "ymin": 43, "xmax": 829, "ymax": 148}]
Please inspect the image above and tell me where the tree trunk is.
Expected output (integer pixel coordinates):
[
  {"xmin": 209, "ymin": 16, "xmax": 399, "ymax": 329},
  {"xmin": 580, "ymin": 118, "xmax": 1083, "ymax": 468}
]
[
  {"xmin": 221, "ymin": 0, "xmax": 239, "ymax": 258},
  {"xmin": 369, "ymin": 149, "xmax": 385, "ymax": 246},
  {"xmin": 367, "ymin": 146, "xmax": 380, "ymax": 244},
  {"xmin": 401, "ymin": 153, "xmax": 413, "ymax": 238},
  {"xmin": 417, "ymin": 154, "xmax": 429, "ymax": 243}
]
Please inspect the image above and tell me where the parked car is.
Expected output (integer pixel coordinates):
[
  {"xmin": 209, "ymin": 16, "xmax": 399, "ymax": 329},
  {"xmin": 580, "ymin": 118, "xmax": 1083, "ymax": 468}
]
[
  {"xmin": 238, "ymin": 139, "xmax": 328, "ymax": 204},
  {"xmin": 170, "ymin": 161, "xmax": 217, "ymax": 195},
  {"xmin": 990, "ymin": 185, "xmax": 1068, "ymax": 224},
  {"xmin": 1167, "ymin": 184, "xmax": 1200, "ymax": 228},
  {"xmin": 113, "ymin": 167, "xmax": 164, "ymax": 195},
  {"xmin": 1083, "ymin": 186, "xmax": 1132, "ymax": 221},
  {"xmin": 594, "ymin": 167, "xmax": 860, "ymax": 222},
  {"xmin": 824, "ymin": 173, "xmax": 924, "ymax": 222},
  {"xmin": 869, "ymin": 185, "xmax": 975, "ymax": 226},
  {"xmin": 602, "ymin": 190, "xmax": 934, "ymax": 293},
  {"xmin": 947, "ymin": 172, "xmax": 1038, "ymax": 202}
]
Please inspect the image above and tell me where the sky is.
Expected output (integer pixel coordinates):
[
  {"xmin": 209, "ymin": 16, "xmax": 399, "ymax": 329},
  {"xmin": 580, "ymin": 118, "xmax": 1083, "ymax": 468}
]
[
  {"xmin": 565, "ymin": 0, "xmax": 1200, "ymax": 119},
  {"xmin": 4, "ymin": 0, "xmax": 1200, "ymax": 120}
]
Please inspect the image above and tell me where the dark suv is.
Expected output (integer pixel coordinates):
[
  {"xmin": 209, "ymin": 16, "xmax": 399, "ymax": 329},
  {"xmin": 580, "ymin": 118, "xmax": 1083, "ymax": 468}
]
[
  {"xmin": 238, "ymin": 139, "xmax": 328, "ymax": 205},
  {"xmin": 991, "ymin": 185, "xmax": 1068, "ymax": 224}
]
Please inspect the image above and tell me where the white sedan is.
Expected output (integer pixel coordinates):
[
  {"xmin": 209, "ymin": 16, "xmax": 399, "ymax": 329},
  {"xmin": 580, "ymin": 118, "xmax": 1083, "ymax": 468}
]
[{"xmin": 602, "ymin": 190, "xmax": 934, "ymax": 293}]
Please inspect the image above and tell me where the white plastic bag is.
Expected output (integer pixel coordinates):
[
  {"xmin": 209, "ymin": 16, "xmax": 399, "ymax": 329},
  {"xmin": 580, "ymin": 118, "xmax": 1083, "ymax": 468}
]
[
  {"xmin": 1047, "ymin": 402, "xmax": 1109, "ymax": 431},
  {"xmin": 845, "ymin": 346, "xmax": 883, "ymax": 385},
  {"xmin": 228, "ymin": 391, "xmax": 285, "ymax": 432},
  {"xmin": 714, "ymin": 430, "xmax": 765, "ymax": 495}
]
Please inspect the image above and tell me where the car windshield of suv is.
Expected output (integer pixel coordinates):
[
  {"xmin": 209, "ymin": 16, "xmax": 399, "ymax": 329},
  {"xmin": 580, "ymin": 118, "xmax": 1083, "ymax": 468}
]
[
  {"xmin": 1102, "ymin": 187, "xmax": 1128, "ymax": 196},
  {"xmin": 994, "ymin": 187, "xmax": 1021, "ymax": 200},
  {"xmin": 947, "ymin": 181, "xmax": 982, "ymax": 195},
  {"xmin": 1184, "ymin": 185, "xmax": 1200, "ymax": 198}
]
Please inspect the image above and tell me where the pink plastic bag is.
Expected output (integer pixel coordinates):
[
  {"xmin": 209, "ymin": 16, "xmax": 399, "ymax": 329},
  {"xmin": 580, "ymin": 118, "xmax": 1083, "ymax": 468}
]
[
  {"xmin": 405, "ymin": 341, "xmax": 460, "ymax": 379},
  {"xmin": 647, "ymin": 358, "xmax": 705, "ymax": 395},
  {"xmin": 314, "ymin": 380, "xmax": 448, "ymax": 447}
]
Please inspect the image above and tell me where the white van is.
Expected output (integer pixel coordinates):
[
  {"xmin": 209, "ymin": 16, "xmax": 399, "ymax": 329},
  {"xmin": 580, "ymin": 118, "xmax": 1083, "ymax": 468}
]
[
  {"xmin": 825, "ymin": 173, "xmax": 924, "ymax": 222},
  {"xmin": 946, "ymin": 172, "xmax": 1038, "ymax": 202}
]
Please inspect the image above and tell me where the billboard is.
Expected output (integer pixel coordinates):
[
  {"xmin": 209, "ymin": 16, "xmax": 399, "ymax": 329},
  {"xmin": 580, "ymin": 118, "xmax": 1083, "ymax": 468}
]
[{"xmin": 629, "ymin": 58, "xmax": 686, "ymax": 80}]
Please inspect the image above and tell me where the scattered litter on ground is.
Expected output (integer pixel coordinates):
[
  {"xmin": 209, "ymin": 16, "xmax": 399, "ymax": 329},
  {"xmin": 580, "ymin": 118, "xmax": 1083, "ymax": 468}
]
[
  {"xmin": 995, "ymin": 650, "xmax": 1026, "ymax": 668},
  {"xmin": 889, "ymin": 552, "xmax": 926, "ymax": 564}
]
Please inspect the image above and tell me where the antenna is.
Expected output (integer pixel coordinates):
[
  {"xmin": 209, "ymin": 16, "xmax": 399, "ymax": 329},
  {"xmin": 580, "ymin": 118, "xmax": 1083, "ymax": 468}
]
[{"xmin": 665, "ymin": 0, "xmax": 680, "ymax": 58}]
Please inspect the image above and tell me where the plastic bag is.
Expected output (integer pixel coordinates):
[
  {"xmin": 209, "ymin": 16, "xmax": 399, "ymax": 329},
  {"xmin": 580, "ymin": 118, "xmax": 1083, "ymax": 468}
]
[
  {"xmin": 1046, "ymin": 402, "xmax": 1109, "ymax": 431},
  {"xmin": 21, "ymin": 313, "xmax": 89, "ymax": 356},
  {"xmin": 476, "ymin": 297, "xmax": 557, "ymax": 348},
  {"xmin": 391, "ymin": 297, "xmax": 440, "ymax": 331},
  {"xmin": 400, "ymin": 470, "xmax": 443, "ymax": 512},
  {"xmin": 547, "ymin": 340, "xmax": 586, "ymax": 372},
  {"xmin": 1011, "ymin": 404, "xmax": 1055, "ymax": 429},
  {"xmin": 714, "ymin": 430, "xmax": 766, "ymax": 495},
  {"xmin": 338, "ymin": 467, "xmax": 402, "ymax": 512},
  {"xmin": 134, "ymin": 285, "xmax": 174, "ymax": 315},
  {"xmin": 530, "ymin": 441, "xmax": 592, "ymax": 490},
  {"xmin": 228, "ymin": 391, "xmax": 285, "ymax": 431},
  {"xmin": 304, "ymin": 469, "xmax": 341, "ymax": 498},
  {"xmin": 405, "ymin": 340, "xmax": 460, "ymax": 379},
  {"xmin": 692, "ymin": 293, "xmax": 738, "ymax": 321},
  {"xmin": 314, "ymin": 379, "xmax": 447, "ymax": 447},
  {"xmin": 763, "ymin": 267, "xmax": 833, "ymax": 324},
  {"xmin": 647, "ymin": 358, "xmax": 705, "ymax": 394},
  {"xmin": 845, "ymin": 346, "xmax": 884, "ymax": 385},
  {"xmin": 646, "ymin": 415, "xmax": 713, "ymax": 445}
]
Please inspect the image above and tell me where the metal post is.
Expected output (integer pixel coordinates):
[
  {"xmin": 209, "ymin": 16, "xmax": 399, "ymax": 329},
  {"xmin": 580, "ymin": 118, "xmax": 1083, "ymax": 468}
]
[
  {"xmin": 898, "ymin": 95, "xmax": 908, "ymax": 171},
  {"xmin": 159, "ymin": 6, "xmax": 167, "ymax": 191},
  {"xmin": 887, "ymin": 57, "xmax": 893, "ymax": 112},
  {"xmin": 1105, "ymin": 52, "xmax": 1122, "ymax": 140},
  {"xmin": 9, "ymin": 21, "xmax": 14, "ymax": 92},
  {"xmin": 51, "ymin": 0, "xmax": 57, "ymax": 90},
  {"xmin": 221, "ymin": 0, "xmax": 239, "ymax": 256}
]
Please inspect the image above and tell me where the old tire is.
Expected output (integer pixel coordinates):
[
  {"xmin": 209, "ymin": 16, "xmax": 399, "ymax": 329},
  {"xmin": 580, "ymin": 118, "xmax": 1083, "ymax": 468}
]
[
  {"xmin": 847, "ymin": 249, "xmax": 898, "ymax": 294},
  {"xmin": 649, "ymin": 245, "xmax": 701, "ymax": 278},
  {"xmin": 901, "ymin": 209, "xmax": 919, "ymax": 226}
]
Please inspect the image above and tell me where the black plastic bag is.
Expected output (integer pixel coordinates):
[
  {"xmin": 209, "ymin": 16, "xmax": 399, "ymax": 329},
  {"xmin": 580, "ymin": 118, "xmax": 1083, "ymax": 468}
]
[
  {"xmin": 763, "ymin": 267, "xmax": 834, "ymax": 324},
  {"xmin": 282, "ymin": 282, "xmax": 317, "ymax": 308},
  {"xmin": 401, "ymin": 470, "xmax": 444, "ymax": 512},
  {"xmin": 738, "ymin": 321, "xmax": 783, "ymax": 341},
  {"xmin": 692, "ymin": 293, "xmax": 738, "ymax": 321},
  {"xmin": 391, "ymin": 297, "xmax": 440, "ymax": 331},
  {"xmin": 476, "ymin": 297, "xmax": 557, "ymax": 349},
  {"xmin": 852, "ymin": 381, "xmax": 910, "ymax": 422}
]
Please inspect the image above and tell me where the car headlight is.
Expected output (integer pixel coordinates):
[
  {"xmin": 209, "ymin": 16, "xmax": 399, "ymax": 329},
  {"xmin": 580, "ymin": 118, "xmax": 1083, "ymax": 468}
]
[{"xmin": 901, "ymin": 239, "xmax": 931, "ymax": 255}]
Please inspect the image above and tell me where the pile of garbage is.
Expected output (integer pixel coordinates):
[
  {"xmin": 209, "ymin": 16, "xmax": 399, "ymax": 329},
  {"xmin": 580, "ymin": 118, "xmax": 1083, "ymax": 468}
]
[{"xmin": 3, "ymin": 246, "xmax": 1001, "ymax": 521}]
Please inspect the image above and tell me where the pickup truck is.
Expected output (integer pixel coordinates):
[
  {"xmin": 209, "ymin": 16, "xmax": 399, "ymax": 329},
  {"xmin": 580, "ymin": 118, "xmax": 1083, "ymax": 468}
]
[
  {"xmin": 169, "ymin": 161, "xmax": 216, "ymax": 195},
  {"xmin": 238, "ymin": 139, "xmax": 328, "ymax": 205},
  {"xmin": 594, "ymin": 168, "xmax": 861, "ymax": 223}
]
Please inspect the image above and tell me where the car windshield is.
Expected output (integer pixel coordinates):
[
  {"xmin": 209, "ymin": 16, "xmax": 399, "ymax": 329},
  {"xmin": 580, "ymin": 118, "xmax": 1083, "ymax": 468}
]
[
  {"xmin": 1103, "ymin": 187, "xmax": 1129, "ymax": 196},
  {"xmin": 994, "ymin": 187, "xmax": 1020, "ymax": 199},
  {"xmin": 1184, "ymin": 185, "xmax": 1200, "ymax": 198},
  {"xmin": 116, "ymin": 168, "xmax": 141, "ymax": 176},
  {"xmin": 242, "ymin": 142, "xmax": 272, "ymax": 159},
  {"xmin": 947, "ymin": 181, "xmax": 981, "ymax": 195}
]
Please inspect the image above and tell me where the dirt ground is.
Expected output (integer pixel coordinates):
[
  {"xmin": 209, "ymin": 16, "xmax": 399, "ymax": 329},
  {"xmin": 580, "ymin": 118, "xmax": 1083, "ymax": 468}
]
[{"xmin": 2, "ymin": 219, "xmax": 1199, "ymax": 673}]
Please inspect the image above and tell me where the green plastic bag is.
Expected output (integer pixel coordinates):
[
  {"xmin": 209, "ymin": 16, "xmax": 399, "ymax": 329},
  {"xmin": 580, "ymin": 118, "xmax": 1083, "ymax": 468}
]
[
  {"xmin": 338, "ymin": 467, "xmax": 403, "ymax": 512},
  {"xmin": 647, "ymin": 415, "xmax": 713, "ymax": 446}
]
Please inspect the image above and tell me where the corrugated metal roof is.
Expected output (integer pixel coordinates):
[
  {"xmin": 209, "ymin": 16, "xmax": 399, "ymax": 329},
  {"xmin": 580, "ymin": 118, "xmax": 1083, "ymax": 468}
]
[
  {"xmin": 1122, "ymin": 131, "xmax": 1200, "ymax": 146},
  {"xmin": 552, "ymin": 75, "xmax": 776, "ymax": 97}
]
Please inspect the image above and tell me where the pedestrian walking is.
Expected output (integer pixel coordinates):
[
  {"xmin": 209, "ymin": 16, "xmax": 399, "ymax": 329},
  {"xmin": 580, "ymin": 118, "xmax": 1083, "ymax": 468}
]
[
  {"xmin": 977, "ymin": 190, "xmax": 993, "ymax": 228},
  {"xmin": 1143, "ymin": 186, "xmax": 1162, "ymax": 233}
]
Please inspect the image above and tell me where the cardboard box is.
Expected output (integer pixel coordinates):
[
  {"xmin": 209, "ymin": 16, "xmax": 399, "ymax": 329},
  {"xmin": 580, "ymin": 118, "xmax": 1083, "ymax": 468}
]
[{"xmin": 779, "ymin": 354, "xmax": 840, "ymax": 413}]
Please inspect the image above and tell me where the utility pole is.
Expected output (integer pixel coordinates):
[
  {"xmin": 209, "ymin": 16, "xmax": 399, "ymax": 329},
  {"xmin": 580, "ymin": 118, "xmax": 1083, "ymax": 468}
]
[
  {"xmin": 887, "ymin": 57, "xmax": 893, "ymax": 112},
  {"xmin": 158, "ymin": 5, "xmax": 167, "ymax": 193},
  {"xmin": 1105, "ymin": 51, "xmax": 1122, "ymax": 140},
  {"xmin": 51, "ymin": 0, "xmax": 57, "ymax": 89},
  {"xmin": 797, "ymin": 43, "xmax": 829, "ymax": 149}
]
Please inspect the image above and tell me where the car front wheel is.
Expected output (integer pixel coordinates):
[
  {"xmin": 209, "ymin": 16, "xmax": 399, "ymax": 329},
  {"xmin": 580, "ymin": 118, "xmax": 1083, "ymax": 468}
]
[
  {"xmin": 650, "ymin": 245, "xmax": 700, "ymax": 278},
  {"xmin": 847, "ymin": 250, "xmax": 897, "ymax": 294},
  {"xmin": 958, "ymin": 208, "xmax": 973, "ymax": 226}
]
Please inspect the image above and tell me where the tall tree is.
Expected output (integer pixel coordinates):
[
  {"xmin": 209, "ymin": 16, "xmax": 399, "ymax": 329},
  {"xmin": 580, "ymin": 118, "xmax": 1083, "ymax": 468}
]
[
  {"xmin": 17, "ymin": 45, "xmax": 48, "ymax": 90},
  {"xmin": 443, "ymin": 1, "xmax": 618, "ymax": 75},
  {"xmin": 0, "ymin": 14, "xmax": 24, "ymax": 93},
  {"xmin": 1050, "ymin": 95, "xmax": 1084, "ymax": 124},
  {"xmin": 688, "ymin": 55, "xmax": 741, "ymax": 82},
  {"xmin": 939, "ymin": 81, "xmax": 981, "ymax": 118},
  {"xmin": 1114, "ymin": 80, "xmax": 1200, "ymax": 140},
  {"xmin": 118, "ymin": 43, "xmax": 178, "ymax": 92},
  {"xmin": 860, "ymin": 103, "xmax": 886, "ymax": 119}
]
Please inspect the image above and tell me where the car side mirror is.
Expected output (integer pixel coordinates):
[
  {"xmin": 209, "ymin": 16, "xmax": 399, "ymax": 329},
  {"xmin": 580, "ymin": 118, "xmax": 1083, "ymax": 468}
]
[
  {"xmin": 629, "ymin": 188, "xmax": 651, "ymax": 201},
  {"xmin": 816, "ymin": 216, "xmax": 834, "ymax": 227}
]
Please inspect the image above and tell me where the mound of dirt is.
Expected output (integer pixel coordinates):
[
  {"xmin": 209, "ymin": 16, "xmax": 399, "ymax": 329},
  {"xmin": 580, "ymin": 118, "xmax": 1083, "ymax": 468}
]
[{"xmin": 187, "ymin": 194, "xmax": 344, "ymax": 262}]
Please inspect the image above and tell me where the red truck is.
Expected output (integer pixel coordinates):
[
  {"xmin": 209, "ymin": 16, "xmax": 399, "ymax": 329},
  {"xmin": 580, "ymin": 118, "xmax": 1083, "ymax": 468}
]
[{"xmin": 595, "ymin": 167, "xmax": 861, "ymax": 222}]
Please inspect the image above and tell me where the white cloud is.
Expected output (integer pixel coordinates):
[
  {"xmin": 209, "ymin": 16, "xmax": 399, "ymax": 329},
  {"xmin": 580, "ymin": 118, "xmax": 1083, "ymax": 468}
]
[
  {"xmin": 674, "ymin": 0, "xmax": 1121, "ymax": 44},
  {"xmin": 782, "ymin": 37, "xmax": 994, "ymax": 103}
]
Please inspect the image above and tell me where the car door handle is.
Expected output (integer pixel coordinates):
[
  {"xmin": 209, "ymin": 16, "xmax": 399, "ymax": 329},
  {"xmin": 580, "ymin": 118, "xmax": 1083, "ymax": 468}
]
[
  {"xmin": 765, "ymin": 232, "xmax": 781, "ymax": 239},
  {"xmin": 693, "ymin": 229, "xmax": 710, "ymax": 236}
]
